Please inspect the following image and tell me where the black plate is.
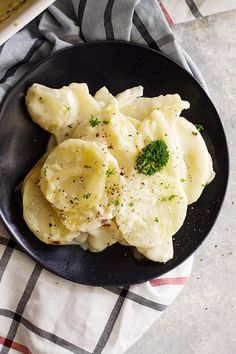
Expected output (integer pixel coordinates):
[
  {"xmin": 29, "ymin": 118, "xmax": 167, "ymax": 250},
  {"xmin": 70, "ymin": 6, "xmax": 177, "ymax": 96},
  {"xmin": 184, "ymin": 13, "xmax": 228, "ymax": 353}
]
[{"xmin": 0, "ymin": 41, "xmax": 228, "ymax": 286}]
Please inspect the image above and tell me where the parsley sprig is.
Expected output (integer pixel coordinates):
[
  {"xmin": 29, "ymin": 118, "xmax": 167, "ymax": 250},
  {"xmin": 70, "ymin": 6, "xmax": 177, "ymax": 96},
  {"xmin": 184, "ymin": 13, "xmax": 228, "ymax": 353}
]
[{"xmin": 135, "ymin": 140, "xmax": 169, "ymax": 176}]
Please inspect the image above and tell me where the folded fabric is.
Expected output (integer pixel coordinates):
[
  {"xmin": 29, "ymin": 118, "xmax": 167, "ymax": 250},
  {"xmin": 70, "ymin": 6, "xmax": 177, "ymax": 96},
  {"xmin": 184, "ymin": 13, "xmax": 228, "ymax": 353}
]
[
  {"xmin": 159, "ymin": 0, "xmax": 236, "ymax": 25},
  {"xmin": 0, "ymin": 0, "xmax": 215, "ymax": 353}
]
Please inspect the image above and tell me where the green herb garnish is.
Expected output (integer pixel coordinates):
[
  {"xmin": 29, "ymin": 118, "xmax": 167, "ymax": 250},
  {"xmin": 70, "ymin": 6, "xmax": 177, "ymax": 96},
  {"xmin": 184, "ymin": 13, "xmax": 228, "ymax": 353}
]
[
  {"xmin": 129, "ymin": 202, "xmax": 134, "ymax": 207},
  {"xmin": 160, "ymin": 194, "xmax": 178, "ymax": 202},
  {"xmin": 83, "ymin": 193, "xmax": 92, "ymax": 199},
  {"xmin": 65, "ymin": 105, "xmax": 71, "ymax": 111},
  {"xmin": 105, "ymin": 168, "xmax": 116, "ymax": 177},
  {"xmin": 112, "ymin": 199, "xmax": 120, "ymax": 206},
  {"xmin": 135, "ymin": 140, "xmax": 169, "ymax": 176},
  {"xmin": 180, "ymin": 178, "xmax": 186, "ymax": 183},
  {"xmin": 155, "ymin": 217, "xmax": 159, "ymax": 222},
  {"xmin": 88, "ymin": 115, "xmax": 110, "ymax": 127},
  {"xmin": 195, "ymin": 124, "xmax": 204, "ymax": 132},
  {"xmin": 89, "ymin": 115, "xmax": 101, "ymax": 127}
]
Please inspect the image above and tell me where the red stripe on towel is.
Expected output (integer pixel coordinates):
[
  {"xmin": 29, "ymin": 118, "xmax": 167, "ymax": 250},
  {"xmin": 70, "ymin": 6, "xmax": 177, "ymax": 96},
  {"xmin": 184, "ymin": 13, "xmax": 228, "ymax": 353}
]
[
  {"xmin": 0, "ymin": 336, "xmax": 32, "ymax": 354},
  {"xmin": 150, "ymin": 276, "xmax": 189, "ymax": 286},
  {"xmin": 159, "ymin": 2, "xmax": 174, "ymax": 26}
]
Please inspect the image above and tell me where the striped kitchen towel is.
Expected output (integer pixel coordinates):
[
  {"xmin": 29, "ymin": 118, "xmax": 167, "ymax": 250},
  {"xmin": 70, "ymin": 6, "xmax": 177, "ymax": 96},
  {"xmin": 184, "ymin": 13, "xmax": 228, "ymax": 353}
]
[
  {"xmin": 159, "ymin": 0, "xmax": 236, "ymax": 25},
  {"xmin": 0, "ymin": 0, "xmax": 218, "ymax": 353}
]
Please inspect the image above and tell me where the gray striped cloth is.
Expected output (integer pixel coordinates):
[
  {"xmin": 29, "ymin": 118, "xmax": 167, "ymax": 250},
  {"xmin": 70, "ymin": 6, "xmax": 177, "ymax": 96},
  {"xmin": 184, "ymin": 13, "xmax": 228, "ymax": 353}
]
[{"xmin": 0, "ymin": 1, "xmax": 208, "ymax": 353}]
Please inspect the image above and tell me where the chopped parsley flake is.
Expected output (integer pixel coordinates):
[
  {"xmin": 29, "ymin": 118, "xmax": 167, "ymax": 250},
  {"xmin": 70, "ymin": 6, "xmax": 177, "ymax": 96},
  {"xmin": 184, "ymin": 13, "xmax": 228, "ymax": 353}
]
[
  {"xmin": 195, "ymin": 124, "xmax": 204, "ymax": 132},
  {"xmin": 83, "ymin": 193, "xmax": 92, "ymax": 199},
  {"xmin": 112, "ymin": 199, "xmax": 120, "ymax": 206},
  {"xmin": 89, "ymin": 115, "xmax": 110, "ymax": 127},
  {"xmin": 201, "ymin": 183, "xmax": 207, "ymax": 188},
  {"xmin": 65, "ymin": 105, "xmax": 71, "ymax": 111},
  {"xmin": 89, "ymin": 115, "xmax": 101, "ymax": 127},
  {"xmin": 180, "ymin": 178, "xmax": 186, "ymax": 183},
  {"xmin": 161, "ymin": 194, "xmax": 178, "ymax": 202},
  {"xmin": 105, "ymin": 168, "xmax": 116, "ymax": 177},
  {"xmin": 135, "ymin": 140, "xmax": 169, "ymax": 176},
  {"xmin": 129, "ymin": 202, "xmax": 134, "ymax": 207},
  {"xmin": 155, "ymin": 217, "xmax": 159, "ymax": 222}
]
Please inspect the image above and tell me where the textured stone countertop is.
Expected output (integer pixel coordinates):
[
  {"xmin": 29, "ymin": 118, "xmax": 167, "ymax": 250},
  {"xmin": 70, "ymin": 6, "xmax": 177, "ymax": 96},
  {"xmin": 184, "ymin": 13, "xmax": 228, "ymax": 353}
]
[{"xmin": 127, "ymin": 9, "xmax": 236, "ymax": 354}]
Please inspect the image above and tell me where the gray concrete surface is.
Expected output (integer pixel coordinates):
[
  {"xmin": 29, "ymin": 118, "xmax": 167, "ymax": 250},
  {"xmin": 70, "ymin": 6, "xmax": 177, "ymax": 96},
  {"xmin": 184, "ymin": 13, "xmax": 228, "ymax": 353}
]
[{"xmin": 127, "ymin": 9, "xmax": 236, "ymax": 354}]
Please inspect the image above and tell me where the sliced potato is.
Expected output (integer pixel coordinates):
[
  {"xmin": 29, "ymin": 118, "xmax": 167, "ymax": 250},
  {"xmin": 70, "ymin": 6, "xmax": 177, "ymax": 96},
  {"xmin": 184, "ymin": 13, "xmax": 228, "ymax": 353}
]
[
  {"xmin": 23, "ymin": 83, "xmax": 215, "ymax": 262},
  {"xmin": 94, "ymin": 86, "xmax": 111, "ymax": 109},
  {"xmin": 23, "ymin": 165, "xmax": 81, "ymax": 244},
  {"xmin": 174, "ymin": 117, "xmax": 215, "ymax": 204},
  {"xmin": 138, "ymin": 110, "xmax": 187, "ymax": 181},
  {"xmin": 40, "ymin": 139, "xmax": 125, "ymax": 232},
  {"xmin": 40, "ymin": 139, "xmax": 108, "ymax": 212},
  {"xmin": 137, "ymin": 237, "xmax": 173, "ymax": 263},
  {"xmin": 115, "ymin": 86, "xmax": 143, "ymax": 108},
  {"xmin": 116, "ymin": 172, "xmax": 187, "ymax": 248},
  {"xmin": 120, "ymin": 94, "xmax": 190, "ymax": 124},
  {"xmin": 25, "ymin": 83, "xmax": 100, "ymax": 143},
  {"xmin": 94, "ymin": 86, "xmax": 143, "ymax": 110},
  {"xmin": 72, "ymin": 102, "xmax": 144, "ymax": 176},
  {"xmin": 87, "ymin": 220, "xmax": 122, "ymax": 252}
]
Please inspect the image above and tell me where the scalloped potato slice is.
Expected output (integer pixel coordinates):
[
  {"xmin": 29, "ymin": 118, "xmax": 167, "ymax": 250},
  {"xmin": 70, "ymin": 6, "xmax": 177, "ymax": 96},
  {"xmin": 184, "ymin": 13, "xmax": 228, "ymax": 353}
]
[
  {"xmin": 25, "ymin": 83, "xmax": 100, "ymax": 143},
  {"xmin": 137, "ymin": 237, "xmax": 173, "ymax": 263},
  {"xmin": 138, "ymin": 110, "xmax": 187, "ymax": 180},
  {"xmin": 174, "ymin": 117, "xmax": 215, "ymax": 204},
  {"xmin": 116, "ymin": 173, "xmax": 187, "ymax": 248},
  {"xmin": 94, "ymin": 86, "xmax": 143, "ymax": 110},
  {"xmin": 72, "ymin": 109, "xmax": 144, "ymax": 176},
  {"xmin": 115, "ymin": 86, "xmax": 143, "ymax": 108},
  {"xmin": 55, "ymin": 155, "xmax": 126, "ymax": 232},
  {"xmin": 40, "ymin": 139, "xmax": 125, "ymax": 232},
  {"xmin": 120, "ymin": 94, "xmax": 190, "ymax": 124},
  {"xmin": 23, "ymin": 165, "xmax": 81, "ymax": 245},
  {"xmin": 87, "ymin": 220, "xmax": 122, "ymax": 252},
  {"xmin": 94, "ymin": 86, "xmax": 111, "ymax": 109},
  {"xmin": 40, "ymin": 139, "xmax": 110, "ymax": 213}
]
